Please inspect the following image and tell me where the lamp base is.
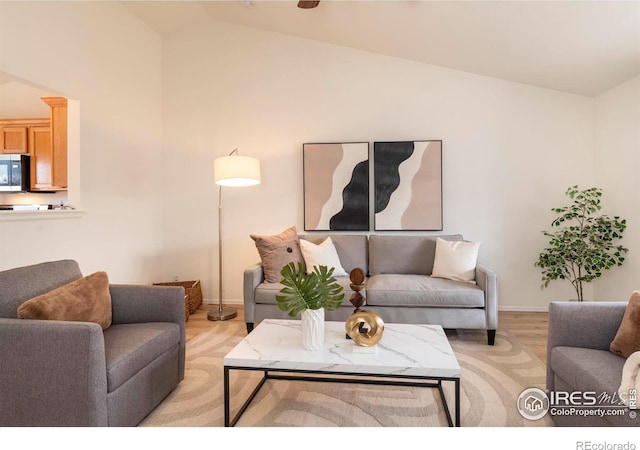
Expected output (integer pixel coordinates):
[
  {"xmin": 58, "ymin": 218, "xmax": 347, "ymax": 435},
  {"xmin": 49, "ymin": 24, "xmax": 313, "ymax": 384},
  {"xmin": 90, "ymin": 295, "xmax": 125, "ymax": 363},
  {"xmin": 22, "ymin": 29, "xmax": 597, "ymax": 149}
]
[{"xmin": 207, "ymin": 307, "xmax": 237, "ymax": 321}]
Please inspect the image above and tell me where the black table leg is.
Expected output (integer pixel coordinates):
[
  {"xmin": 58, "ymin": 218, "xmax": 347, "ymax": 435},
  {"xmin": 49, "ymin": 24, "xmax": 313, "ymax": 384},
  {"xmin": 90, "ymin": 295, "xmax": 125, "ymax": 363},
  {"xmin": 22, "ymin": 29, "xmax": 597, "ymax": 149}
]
[
  {"xmin": 455, "ymin": 378, "xmax": 460, "ymax": 427},
  {"xmin": 224, "ymin": 366, "xmax": 230, "ymax": 427}
]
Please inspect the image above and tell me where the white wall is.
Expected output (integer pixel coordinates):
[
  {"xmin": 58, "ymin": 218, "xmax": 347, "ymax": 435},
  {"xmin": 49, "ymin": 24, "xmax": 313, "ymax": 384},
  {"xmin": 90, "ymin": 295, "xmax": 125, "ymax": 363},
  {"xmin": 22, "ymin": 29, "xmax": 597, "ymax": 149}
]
[
  {"xmin": 593, "ymin": 75, "xmax": 640, "ymax": 301},
  {"xmin": 0, "ymin": 2, "xmax": 164, "ymax": 283},
  {"xmin": 162, "ymin": 21, "xmax": 596, "ymax": 309},
  {"xmin": 0, "ymin": 79, "xmax": 51, "ymax": 118}
]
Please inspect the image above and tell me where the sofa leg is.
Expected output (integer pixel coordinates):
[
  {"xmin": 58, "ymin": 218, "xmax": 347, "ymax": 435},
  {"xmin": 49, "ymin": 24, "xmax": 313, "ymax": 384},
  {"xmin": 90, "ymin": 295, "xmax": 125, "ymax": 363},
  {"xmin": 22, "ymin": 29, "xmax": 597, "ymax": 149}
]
[
  {"xmin": 246, "ymin": 323, "xmax": 254, "ymax": 334},
  {"xmin": 488, "ymin": 329, "xmax": 496, "ymax": 346}
]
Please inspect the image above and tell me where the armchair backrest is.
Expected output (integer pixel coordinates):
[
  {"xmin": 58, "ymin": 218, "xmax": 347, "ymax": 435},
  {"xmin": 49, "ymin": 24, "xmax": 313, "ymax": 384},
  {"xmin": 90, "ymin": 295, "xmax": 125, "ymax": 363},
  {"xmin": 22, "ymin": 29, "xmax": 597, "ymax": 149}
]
[{"xmin": 0, "ymin": 260, "xmax": 82, "ymax": 318}]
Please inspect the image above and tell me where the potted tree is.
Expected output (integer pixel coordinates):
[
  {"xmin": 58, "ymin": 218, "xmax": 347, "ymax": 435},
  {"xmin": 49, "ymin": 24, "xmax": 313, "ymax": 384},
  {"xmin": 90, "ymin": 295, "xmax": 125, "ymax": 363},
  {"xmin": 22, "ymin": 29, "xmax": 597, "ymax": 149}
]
[
  {"xmin": 276, "ymin": 262, "xmax": 344, "ymax": 350},
  {"xmin": 535, "ymin": 185, "xmax": 628, "ymax": 301}
]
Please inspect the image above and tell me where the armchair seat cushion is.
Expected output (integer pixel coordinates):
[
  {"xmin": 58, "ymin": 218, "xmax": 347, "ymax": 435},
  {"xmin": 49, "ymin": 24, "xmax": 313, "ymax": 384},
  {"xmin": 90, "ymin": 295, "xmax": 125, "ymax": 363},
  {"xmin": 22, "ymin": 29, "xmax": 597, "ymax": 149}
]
[
  {"xmin": 550, "ymin": 346, "xmax": 625, "ymax": 398},
  {"xmin": 365, "ymin": 274, "xmax": 485, "ymax": 307},
  {"xmin": 104, "ymin": 322, "xmax": 181, "ymax": 393},
  {"xmin": 548, "ymin": 346, "xmax": 640, "ymax": 426}
]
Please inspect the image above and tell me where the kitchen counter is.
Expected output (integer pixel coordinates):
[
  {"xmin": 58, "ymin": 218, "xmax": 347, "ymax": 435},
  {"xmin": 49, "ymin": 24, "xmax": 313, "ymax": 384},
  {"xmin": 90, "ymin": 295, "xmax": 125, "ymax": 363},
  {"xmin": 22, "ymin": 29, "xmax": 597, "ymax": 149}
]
[
  {"xmin": 0, "ymin": 204, "xmax": 53, "ymax": 211},
  {"xmin": 0, "ymin": 207, "xmax": 84, "ymax": 221}
]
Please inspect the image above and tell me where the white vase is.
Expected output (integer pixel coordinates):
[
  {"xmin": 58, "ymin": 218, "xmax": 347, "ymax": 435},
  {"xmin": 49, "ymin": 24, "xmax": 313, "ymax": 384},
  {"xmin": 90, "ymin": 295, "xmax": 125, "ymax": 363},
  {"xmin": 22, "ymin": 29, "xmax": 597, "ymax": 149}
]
[{"xmin": 301, "ymin": 308, "xmax": 324, "ymax": 351}]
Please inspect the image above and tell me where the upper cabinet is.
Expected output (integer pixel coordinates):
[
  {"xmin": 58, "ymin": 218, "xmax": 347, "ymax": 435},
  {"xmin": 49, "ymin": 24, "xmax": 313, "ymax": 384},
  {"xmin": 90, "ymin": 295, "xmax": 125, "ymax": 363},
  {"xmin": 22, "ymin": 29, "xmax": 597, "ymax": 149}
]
[
  {"xmin": 0, "ymin": 97, "xmax": 68, "ymax": 191},
  {"xmin": 0, "ymin": 124, "xmax": 28, "ymax": 153}
]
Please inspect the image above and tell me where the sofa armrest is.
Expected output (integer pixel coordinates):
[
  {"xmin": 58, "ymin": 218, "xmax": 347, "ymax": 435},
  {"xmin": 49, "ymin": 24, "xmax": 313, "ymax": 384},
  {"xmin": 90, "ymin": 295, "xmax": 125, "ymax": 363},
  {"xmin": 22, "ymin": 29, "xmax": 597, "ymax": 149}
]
[
  {"xmin": 476, "ymin": 265, "xmax": 498, "ymax": 330},
  {"xmin": 0, "ymin": 318, "xmax": 108, "ymax": 426},
  {"xmin": 109, "ymin": 284, "xmax": 186, "ymax": 379},
  {"xmin": 546, "ymin": 301, "xmax": 626, "ymax": 391},
  {"xmin": 243, "ymin": 263, "xmax": 264, "ymax": 324}
]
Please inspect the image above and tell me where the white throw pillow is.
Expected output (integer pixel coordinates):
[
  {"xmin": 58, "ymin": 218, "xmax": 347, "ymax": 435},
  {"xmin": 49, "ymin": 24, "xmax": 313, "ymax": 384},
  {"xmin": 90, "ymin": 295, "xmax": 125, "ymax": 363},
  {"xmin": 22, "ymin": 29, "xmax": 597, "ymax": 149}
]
[
  {"xmin": 431, "ymin": 238, "xmax": 481, "ymax": 284},
  {"xmin": 299, "ymin": 237, "xmax": 348, "ymax": 277}
]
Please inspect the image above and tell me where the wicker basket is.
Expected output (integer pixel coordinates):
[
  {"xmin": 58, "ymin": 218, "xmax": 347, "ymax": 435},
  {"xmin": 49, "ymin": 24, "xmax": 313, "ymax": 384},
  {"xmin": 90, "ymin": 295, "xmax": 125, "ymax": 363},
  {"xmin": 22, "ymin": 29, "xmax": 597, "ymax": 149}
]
[{"xmin": 153, "ymin": 280, "xmax": 203, "ymax": 315}]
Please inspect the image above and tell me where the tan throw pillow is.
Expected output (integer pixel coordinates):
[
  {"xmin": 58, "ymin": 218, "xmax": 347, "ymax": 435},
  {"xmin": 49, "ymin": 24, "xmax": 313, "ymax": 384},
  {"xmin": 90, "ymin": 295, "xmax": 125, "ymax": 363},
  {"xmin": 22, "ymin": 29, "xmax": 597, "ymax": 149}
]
[
  {"xmin": 17, "ymin": 271, "xmax": 112, "ymax": 330},
  {"xmin": 250, "ymin": 226, "xmax": 305, "ymax": 283},
  {"xmin": 610, "ymin": 291, "xmax": 640, "ymax": 358},
  {"xmin": 431, "ymin": 237, "xmax": 481, "ymax": 284}
]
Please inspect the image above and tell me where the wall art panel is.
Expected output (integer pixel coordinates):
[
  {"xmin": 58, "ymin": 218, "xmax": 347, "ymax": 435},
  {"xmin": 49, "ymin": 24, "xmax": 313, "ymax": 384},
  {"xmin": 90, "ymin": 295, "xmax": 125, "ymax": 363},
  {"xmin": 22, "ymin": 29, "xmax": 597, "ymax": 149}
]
[
  {"xmin": 303, "ymin": 142, "xmax": 369, "ymax": 231},
  {"xmin": 374, "ymin": 140, "xmax": 442, "ymax": 231}
]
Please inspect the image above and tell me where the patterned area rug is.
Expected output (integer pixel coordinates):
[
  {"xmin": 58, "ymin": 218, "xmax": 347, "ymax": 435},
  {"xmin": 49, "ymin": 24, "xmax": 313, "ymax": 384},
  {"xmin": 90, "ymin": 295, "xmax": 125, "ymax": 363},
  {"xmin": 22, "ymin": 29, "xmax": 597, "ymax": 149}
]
[{"xmin": 140, "ymin": 321, "xmax": 553, "ymax": 427}]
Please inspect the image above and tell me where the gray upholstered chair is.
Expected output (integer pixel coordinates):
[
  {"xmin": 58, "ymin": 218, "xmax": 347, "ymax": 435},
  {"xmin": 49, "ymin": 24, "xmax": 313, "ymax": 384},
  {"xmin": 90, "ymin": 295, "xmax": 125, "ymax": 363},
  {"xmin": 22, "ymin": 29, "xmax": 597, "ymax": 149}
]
[
  {"xmin": 0, "ymin": 260, "xmax": 186, "ymax": 426},
  {"xmin": 547, "ymin": 301, "xmax": 638, "ymax": 426}
]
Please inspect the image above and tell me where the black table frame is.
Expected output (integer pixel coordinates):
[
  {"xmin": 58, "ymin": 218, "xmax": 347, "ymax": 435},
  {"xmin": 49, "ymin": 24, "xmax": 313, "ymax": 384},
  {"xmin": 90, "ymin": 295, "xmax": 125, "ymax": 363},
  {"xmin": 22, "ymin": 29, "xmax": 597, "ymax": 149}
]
[{"xmin": 223, "ymin": 366, "xmax": 460, "ymax": 427}]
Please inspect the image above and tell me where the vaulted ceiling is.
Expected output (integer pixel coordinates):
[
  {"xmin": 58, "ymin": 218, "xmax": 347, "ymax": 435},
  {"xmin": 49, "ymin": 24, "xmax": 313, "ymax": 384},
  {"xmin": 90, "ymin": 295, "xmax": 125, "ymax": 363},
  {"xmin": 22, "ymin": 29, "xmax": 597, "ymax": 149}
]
[{"xmin": 122, "ymin": 1, "xmax": 640, "ymax": 97}]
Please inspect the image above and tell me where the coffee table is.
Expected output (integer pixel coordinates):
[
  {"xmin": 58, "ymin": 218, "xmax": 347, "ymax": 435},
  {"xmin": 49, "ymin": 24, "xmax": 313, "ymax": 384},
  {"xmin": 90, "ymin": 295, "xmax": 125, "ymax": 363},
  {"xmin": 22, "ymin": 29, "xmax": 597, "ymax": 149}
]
[{"xmin": 223, "ymin": 319, "xmax": 461, "ymax": 427}]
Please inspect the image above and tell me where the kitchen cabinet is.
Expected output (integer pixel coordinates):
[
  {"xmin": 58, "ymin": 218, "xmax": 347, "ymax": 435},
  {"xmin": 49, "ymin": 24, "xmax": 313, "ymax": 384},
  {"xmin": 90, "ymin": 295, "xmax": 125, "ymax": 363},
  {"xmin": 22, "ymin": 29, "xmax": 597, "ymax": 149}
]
[
  {"xmin": 29, "ymin": 126, "xmax": 53, "ymax": 190},
  {"xmin": 0, "ymin": 118, "xmax": 49, "ymax": 155},
  {"xmin": 0, "ymin": 125, "xmax": 28, "ymax": 153}
]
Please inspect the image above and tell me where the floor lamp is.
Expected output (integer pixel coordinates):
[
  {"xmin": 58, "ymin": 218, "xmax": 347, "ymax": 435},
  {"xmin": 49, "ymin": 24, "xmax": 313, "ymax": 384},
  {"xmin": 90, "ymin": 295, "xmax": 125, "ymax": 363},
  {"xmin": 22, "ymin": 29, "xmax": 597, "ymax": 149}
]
[{"xmin": 207, "ymin": 149, "xmax": 261, "ymax": 321}]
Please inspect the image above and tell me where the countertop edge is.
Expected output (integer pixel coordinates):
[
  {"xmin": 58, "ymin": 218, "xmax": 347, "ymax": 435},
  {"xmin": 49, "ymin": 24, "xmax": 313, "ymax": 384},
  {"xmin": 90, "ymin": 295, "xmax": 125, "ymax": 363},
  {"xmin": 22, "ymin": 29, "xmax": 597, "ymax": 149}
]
[{"xmin": 0, "ymin": 209, "xmax": 85, "ymax": 222}]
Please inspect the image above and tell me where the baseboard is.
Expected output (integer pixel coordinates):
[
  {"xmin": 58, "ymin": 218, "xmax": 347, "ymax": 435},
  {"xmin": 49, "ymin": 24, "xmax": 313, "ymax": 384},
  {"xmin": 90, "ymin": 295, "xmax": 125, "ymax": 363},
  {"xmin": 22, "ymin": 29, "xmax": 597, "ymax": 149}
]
[
  {"xmin": 202, "ymin": 299, "xmax": 243, "ymax": 306},
  {"xmin": 498, "ymin": 305, "xmax": 549, "ymax": 312}
]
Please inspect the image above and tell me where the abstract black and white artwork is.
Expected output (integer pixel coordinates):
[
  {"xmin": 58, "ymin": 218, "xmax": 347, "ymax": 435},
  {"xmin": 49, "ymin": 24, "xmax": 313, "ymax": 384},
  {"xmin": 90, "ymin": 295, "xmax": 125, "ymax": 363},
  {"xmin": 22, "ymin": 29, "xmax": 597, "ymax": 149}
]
[
  {"xmin": 303, "ymin": 142, "xmax": 369, "ymax": 231},
  {"xmin": 374, "ymin": 141, "xmax": 442, "ymax": 231}
]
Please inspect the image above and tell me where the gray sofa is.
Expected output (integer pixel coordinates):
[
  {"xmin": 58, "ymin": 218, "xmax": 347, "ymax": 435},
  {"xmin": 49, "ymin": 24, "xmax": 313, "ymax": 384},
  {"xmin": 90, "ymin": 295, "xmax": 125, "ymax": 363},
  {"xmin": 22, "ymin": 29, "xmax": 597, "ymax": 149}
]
[
  {"xmin": 244, "ymin": 234, "xmax": 498, "ymax": 344},
  {"xmin": 547, "ymin": 301, "xmax": 638, "ymax": 426},
  {"xmin": 0, "ymin": 260, "xmax": 186, "ymax": 426}
]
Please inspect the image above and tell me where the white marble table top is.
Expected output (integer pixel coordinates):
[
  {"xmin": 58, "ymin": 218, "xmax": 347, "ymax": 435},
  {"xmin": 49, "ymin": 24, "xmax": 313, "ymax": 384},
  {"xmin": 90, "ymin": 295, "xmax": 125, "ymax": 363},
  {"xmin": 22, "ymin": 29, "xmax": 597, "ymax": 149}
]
[{"xmin": 224, "ymin": 319, "xmax": 461, "ymax": 379}]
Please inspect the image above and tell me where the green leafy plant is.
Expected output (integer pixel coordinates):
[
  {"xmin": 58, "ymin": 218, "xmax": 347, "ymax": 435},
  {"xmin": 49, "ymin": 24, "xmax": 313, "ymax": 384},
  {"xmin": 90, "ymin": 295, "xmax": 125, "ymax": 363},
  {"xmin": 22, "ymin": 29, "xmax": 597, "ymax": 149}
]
[
  {"xmin": 275, "ymin": 262, "xmax": 345, "ymax": 317},
  {"xmin": 535, "ymin": 185, "xmax": 628, "ymax": 301}
]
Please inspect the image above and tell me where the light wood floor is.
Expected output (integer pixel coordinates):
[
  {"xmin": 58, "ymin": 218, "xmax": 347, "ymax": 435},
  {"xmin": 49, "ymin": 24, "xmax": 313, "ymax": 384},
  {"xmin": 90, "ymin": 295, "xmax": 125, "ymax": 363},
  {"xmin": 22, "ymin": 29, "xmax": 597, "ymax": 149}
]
[{"xmin": 187, "ymin": 305, "xmax": 549, "ymax": 364}]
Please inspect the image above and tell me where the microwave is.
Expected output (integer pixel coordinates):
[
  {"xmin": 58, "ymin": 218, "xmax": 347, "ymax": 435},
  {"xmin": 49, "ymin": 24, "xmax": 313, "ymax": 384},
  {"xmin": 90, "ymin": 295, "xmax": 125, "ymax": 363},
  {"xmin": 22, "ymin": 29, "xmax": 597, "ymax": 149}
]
[{"xmin": 0, "ymin": 154, "xmax": 30, "ymax": 192}]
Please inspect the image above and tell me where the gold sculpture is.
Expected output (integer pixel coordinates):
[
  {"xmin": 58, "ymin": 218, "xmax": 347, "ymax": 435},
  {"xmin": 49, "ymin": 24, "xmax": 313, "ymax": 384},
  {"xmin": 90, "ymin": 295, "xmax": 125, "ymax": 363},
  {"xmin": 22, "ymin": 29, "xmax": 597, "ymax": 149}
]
[{"xmin": 345, "ymin": 310, "xmax": 384, "ymax": 347}]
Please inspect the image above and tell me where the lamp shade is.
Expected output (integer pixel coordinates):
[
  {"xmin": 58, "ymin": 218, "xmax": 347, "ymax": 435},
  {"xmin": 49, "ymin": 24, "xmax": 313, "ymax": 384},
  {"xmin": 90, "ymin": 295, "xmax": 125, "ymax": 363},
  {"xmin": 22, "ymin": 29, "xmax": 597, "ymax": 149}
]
[{"xmin": 214, "ymin": 155, "xmax": 261, "ymax": 187}]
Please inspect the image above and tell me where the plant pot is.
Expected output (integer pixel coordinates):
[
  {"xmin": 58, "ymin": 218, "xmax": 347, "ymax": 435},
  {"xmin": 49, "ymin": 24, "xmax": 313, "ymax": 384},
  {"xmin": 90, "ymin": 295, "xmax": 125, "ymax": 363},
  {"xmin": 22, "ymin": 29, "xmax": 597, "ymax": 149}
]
[{"xmin": 301, "ymin": 308, "xmax": 324, "ymax": 351}]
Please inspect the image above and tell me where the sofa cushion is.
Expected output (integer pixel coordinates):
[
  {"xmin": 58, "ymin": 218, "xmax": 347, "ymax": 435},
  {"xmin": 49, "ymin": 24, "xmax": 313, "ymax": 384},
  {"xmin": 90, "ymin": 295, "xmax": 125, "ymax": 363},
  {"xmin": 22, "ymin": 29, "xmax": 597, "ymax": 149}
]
[
  {"xmin": 255, "ymin": 276, "xmax": 353, "ymax": 307},
  {"xmin": 365, "ymin": 274, "xmax": 484, "ymax": 307},
  {"xmin": 250, "ymin": 226, "xmax": 305, "ymax": 283},
  {"xmin": 0, "ymin": 260, "xmax": 82, "ymax": 319},
  {"xmin": 103, "ymin": 322, "xmax": 181, "ymax": 393},
  {"xmin": 610, "ymin": 291, "xmax": 640, "ymax": 358},
  {"xmin": 17, "ymin": 272, "xmax": 112, "ymax": 330},
  {"xmin": 550, "ymin": 346, "xmax": 626, "ymax": 410},
  {"xmin": 300, "ymin": 237, "xmax": 348, "ymax": 277},
  {"xmin": 550, "ymin": 347, "xmax": 637, "ymax": 426},
  {"xmin": 300, "ymin": 234, "xmax": 368, "ymax": 273},
  {"xmin": 368, "ymin": 235, "xmax": 462, "ymax": 276},
  {"xmin": 431, "ymin": 238, "xmax": 481, "ymax": 284}
]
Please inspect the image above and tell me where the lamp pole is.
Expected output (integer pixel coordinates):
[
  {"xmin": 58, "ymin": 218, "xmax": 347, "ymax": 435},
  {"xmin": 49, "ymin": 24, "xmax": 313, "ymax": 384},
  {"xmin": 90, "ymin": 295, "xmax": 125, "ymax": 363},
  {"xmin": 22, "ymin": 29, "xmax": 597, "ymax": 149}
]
[{"xmin": 208, "ymin": 183, "xmax": 237, "ymax": 321}]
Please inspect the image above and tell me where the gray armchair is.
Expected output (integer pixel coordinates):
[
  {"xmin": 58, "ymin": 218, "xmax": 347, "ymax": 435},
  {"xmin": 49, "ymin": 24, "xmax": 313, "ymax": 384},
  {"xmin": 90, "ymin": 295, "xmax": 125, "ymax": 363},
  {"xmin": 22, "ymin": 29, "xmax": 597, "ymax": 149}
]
[
  {"xmin": 0, "ymin": 260, "xmax": 186, "ymax": 426},
  {"xmin": 547, "ymin": 301, "xmax": 638, "ymax": 426}
]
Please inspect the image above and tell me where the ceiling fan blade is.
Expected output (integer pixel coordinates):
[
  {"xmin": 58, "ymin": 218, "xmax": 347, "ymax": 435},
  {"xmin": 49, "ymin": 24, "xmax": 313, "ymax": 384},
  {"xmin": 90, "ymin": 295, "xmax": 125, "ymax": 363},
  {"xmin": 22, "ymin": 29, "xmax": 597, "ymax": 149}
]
[{"xmin": 298, "ymin": 1, "xmax": 320, "ymax": 9}]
